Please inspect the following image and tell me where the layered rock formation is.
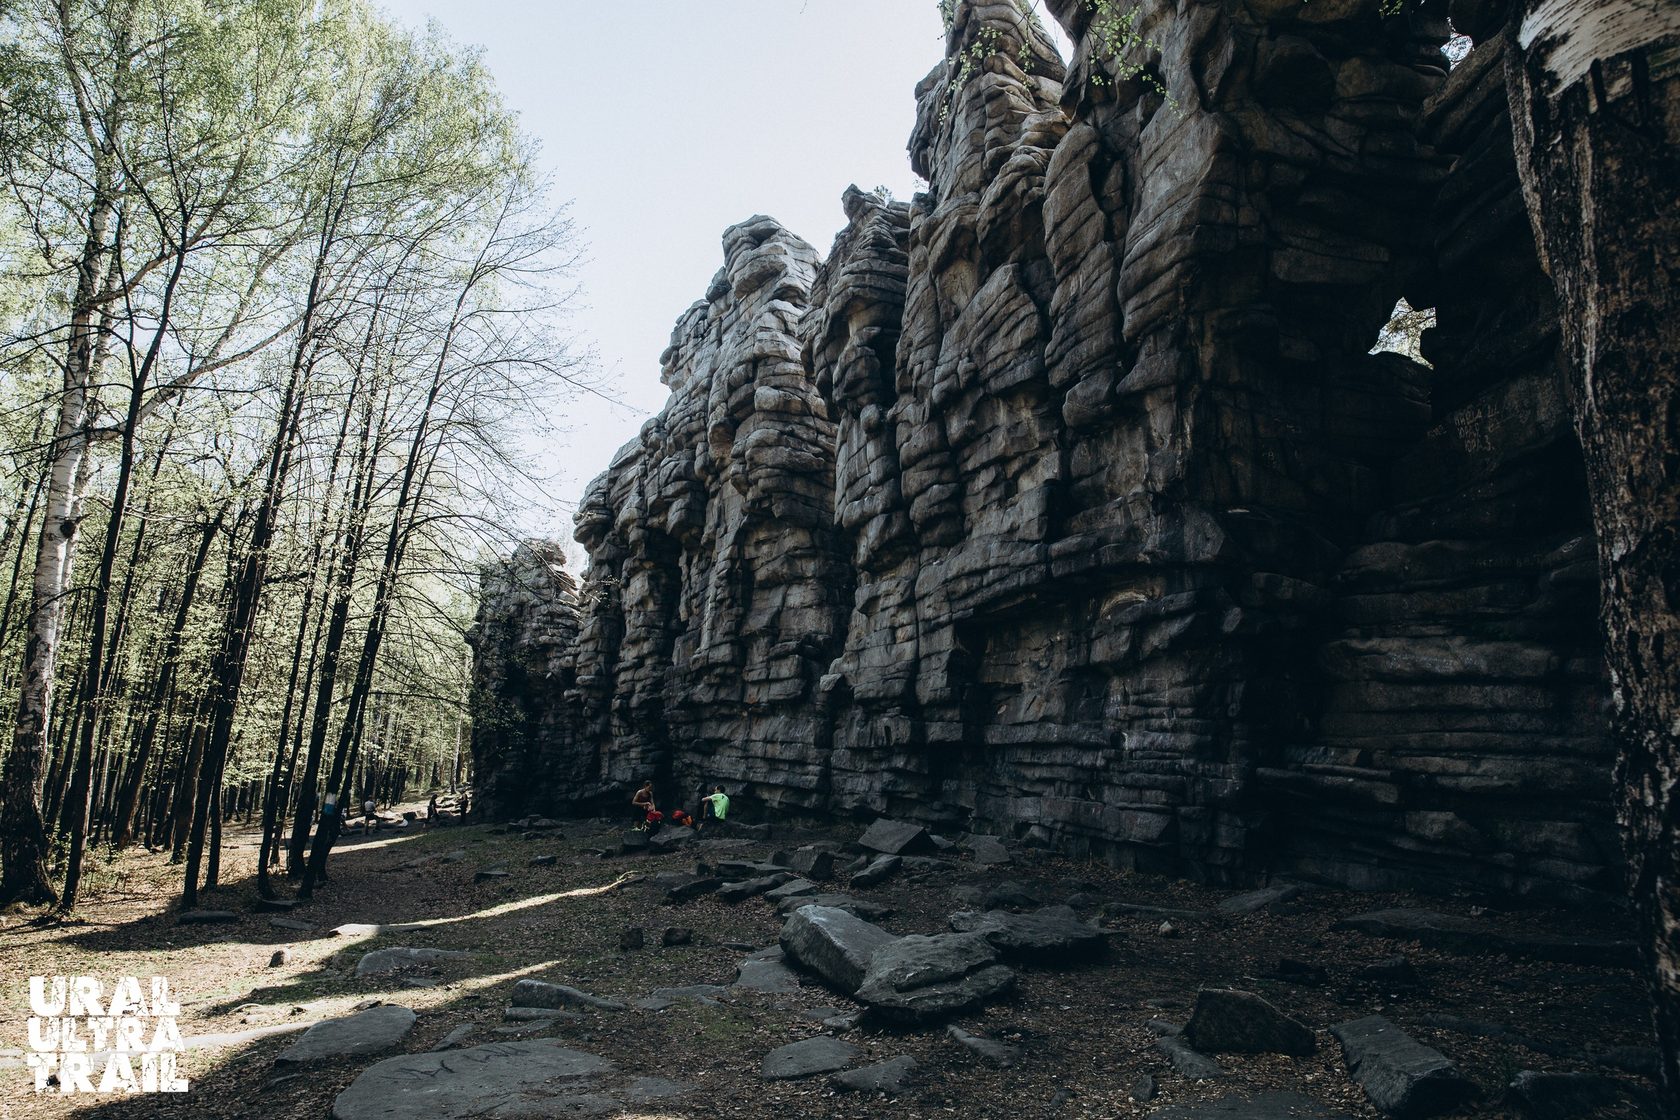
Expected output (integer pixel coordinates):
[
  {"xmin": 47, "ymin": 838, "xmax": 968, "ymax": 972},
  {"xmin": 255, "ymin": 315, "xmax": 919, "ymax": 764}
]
[{"xmin": 473, "ymin": 1, "xmax": 1613, "ymax": 901}]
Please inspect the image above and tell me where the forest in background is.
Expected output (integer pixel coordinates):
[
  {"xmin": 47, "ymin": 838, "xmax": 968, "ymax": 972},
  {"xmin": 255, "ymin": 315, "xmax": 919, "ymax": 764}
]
[{"xmin": 0, "ymin": 0, "xmax": 583, "ymax": 912}]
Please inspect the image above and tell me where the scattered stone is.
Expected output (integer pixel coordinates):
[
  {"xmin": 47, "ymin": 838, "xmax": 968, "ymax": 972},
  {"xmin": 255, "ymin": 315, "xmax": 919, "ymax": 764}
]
[
  {"xmin": 856, "ymin": 933, "xmax": 1015, "ymax": 1022},
  {"xmin": 1131, "ymin": 1073, "xmax": 1157, "ymax": 1103},
  {"xmin": 760, "ymin": 1036, "xmax": 861, "ymax": 1080},
  {"xmin": 1331, "ymin": 1014, "xmax": 1476, "ymax": 1118},
  {"xmin": 764, "ymin": 878, "xmax": 820, "ymax": 903},
  {"xmin": 635, "ymin": 985, "xmax": 729, "ymax": 1011},
  {"xmin": 982, "ymin": 881, "xmax": 1040, "ymax": 911},
  {"xmin": 429, "ymin": 1024, "xmax": 479, "ymax": 1051},
  {"xmin": 1158, "ymin": 921, "xmax": 1178, "ymax": 938},
  {"xmin": 253, "ymin": 897, "xmax": 301, "ymax": 913},
  {"xmin": 473, "ymin": 865, "xmax": 510, "ymax": 882},
  {"xmin": 946, "ymin": 1025, "xmax": 1021, "ymax": 1067},
  {"xmin": 774, "ymin": 892, "xmax": 894, "ymax": 921},
  {"xmin": 1148, "ymin": 1018, "xmax": 1183, "ymax": 1036},
  {"xmin": 529, "ymin": 854, "xmax": 558, "ymax": 867},
  {"xmin": 511, "ymin": 979, "xmax": 628, "ymax": 1012},
  {"xmin": 857, "ymin": 818, "xmax": 934, "ymax": 856},
  {"xmin": 1185, "ymin": 988, "xmax": 1316, "ymax": 1056},
  {"xmin": 330, "ymin": 1039, "xmax": 613, "ymax": 1120},
  {"xmin": 401, "ymin": 977, "xmax": 438, "ymax": 989},
  {"xmin": 718, "ymin": 873, "xmax": 793, "ymax": 903},
  {"xmin": 661, "ymin": 927, "xmax": 693, "ymax": 947},
  {"xmin": 439, "ymin": 850, "xmax": 467, "ymax": 863},
  {"xmin": 948, "ymin": 905, "xmax": 1107, "ymax": 962},
  {"xmin": 1332, "ymin": 909, "xmax": 1636, "ymax": 968},
  {"xmin": 833, "ymin": 1054, "xmax": 918, "ymax": 1095},
  {"xmin": 619, "ymin": 926, "xmax": 645, "ymax": 951},
  {"xmin": 842, "ymin": 854, "xmax": 872, "ymax": 876},
  {"xmin": 648, "ymin": 827, "xmax": 697, "ymax": 851},
  {"xmin": 178, "ymin": 910, "xmax": 239, "ymax": 925},
  {"xmin": 355, "ymin": 947, "xmax": 472, "ymax": 978},
  {"xmin": 275, "ymin": 1005, "xmax": 416, "ymax": 1065},
  {"xmin": 269, "ymin": 916, "xmax": 316, "ymax": 932},
  {"xmin": 823, "ymin": 1010, "xmax": 862, "ymax": 1031},
  {"xmin": 1154, "ymin": 1035, "xmax": 1226, "ymax": 1079},
  {"xmin": 623, "ymin": 1076, "xmax": 690, "ymax": 1103},
  {"xmin": 788, "ymin": 847, "xmax": 837, "ymax": 880},
  {"xmin": 504, "ymin": 1006, "xmax": 580, "ymax": 1022},
  {"xmin": 967, "ymin": 835, "xmax": 1011, "ymax": 865},
  {"xmin": 780, "ymin": 905, "xmax": 899, "ymax": 993},
  {"xmin": 1506, "ymin": 1070, "xmax": 1624, "ymax": 1120},
  {"xmin": 268, "ymin": 949, "xmax": 291, "ymax": 968},
  {"xmin": 734, "ymin": 951, "xmax": 801, "ymax": 994},
  {"xmin": 850, "ymin": 855, "xmax": 901, "ymax": 888},
  {"xmin": 664, "ymin": 875, "xmax": 723, "ymax": 903},
  {"xmin": 1216, "ymin": 885, "xmax": 1302, "ymax": 916}
]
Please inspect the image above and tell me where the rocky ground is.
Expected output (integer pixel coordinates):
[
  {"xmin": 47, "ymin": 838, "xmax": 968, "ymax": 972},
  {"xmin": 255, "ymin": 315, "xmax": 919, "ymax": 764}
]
[{"xmin": 0, "ymin": 808, "xmax": 1659, "ymax": 1119}]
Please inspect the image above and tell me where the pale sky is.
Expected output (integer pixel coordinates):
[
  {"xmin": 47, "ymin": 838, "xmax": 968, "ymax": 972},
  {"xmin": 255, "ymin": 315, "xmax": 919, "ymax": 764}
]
[{"xmin": 376, "ymin": 1, "xmax": 1069, "ymax": 556}]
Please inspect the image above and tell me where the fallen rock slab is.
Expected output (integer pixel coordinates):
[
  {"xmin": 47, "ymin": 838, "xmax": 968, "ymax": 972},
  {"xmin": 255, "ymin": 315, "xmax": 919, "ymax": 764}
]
[
  {"xmin": 1332, "ymin": 908, "xmax": 1636, "ymax": 968},
  {"xmin": 774, "ymin": 892, "xmax": 894, "ymax": 921},
  {"xmin": 1506, "ymin": 1070, "xmax": 1625, "ymax": 1120},
  {"xmin": 760, "ymin": 1036, "xmax": 861, "ymax": 1080},
  {"xmin": 1216, "ymin": 886, "xmax": 1301, "ymax": 915},
  {"xmin": 634, "ymin": 984, "xmax": 730, "ymax": 1011},
  {"xmin": 946, "ymin": 1025, "xmax": 1021, "ymax": 1067},
  {"xmin": 1331, "ymin": 1014, "xmax": 1476, "ymax": 1118},
  {"xmin": 510, "ymin": 979, "xmax": 628, "ymax": 1012},
  {"xmin": 764, "ymin": 878, "xmax": 819, "ymax": 903},
  {"xmin": 858, "ymin": 818, "xmax": 934, "ymax": 856},
  {"xmin": 850, "ymin": 855, "xmax": 902, "ymax": 888},
  {"xmin": 780, "ymin": 905, "xmax": 898, "ymax": 993},
  {"xmin": 331, "ymin": 1039, "xmax": 612, "ymax": 1120},
  {"xmin": 717, "ymin": 873, "xmax": 792, "ymax": 903},
  {"xmin": 177, "ymin": 910, "xmax": 239, "ymax": 925},
  {"xmin": 1154, "ymin": 1035, "xmax": 1226, "ymax": 1079},
  {"xmin": 1184, "ymin": 988, "xmax": 1315, "ymax": 1056},
  {"xmin": 734, "ymin": 950, "xmax": 801, "ymax": 993},
  {"xmin": 355, "ymin": 946, "xmax": 472, "ymax": 978},
  {"xmin": 664, "ymin": 875, "xmax": 723, "ymax": 903},
  {"xmin": 276, "ymin": 1005, "xmax": 416, "ymax": 1065},
  {"xmin": 856, "ymin": 932, "xmax": 1015, "ymax": 1022},
  {"xmin": 832, "ymin": 1054, "xmax": 917, "ymax": 1095},
  {"xmin": 948, "ymin": 905, "xmax": 1107, "ymax": 961},
  {"xmin": 966, "ymin": 835, "xmax": 1011, "ymax": 865}
]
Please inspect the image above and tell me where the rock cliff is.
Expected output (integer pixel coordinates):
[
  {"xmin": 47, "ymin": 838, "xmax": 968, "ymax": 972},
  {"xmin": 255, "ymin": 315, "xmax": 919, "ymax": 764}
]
[{"xmin": 472, "ymin": 1, "xmax": 1612, "ymax": 902}]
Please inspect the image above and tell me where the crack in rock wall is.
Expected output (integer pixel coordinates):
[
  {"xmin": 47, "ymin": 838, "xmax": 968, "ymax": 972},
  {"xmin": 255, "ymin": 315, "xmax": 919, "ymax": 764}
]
[{"xmin": 470, "ymin": 1, "xmax": 1613, "ymax": 901}]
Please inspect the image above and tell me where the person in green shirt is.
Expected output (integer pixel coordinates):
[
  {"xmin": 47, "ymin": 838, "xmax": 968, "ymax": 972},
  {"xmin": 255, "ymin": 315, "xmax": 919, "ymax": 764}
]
[{"xmin": 700, "ymin": 786, "xmax": 730, "ymax": 828}]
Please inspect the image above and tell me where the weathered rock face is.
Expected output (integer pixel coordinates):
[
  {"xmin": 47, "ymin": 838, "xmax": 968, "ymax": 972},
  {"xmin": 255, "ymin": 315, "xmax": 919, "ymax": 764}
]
[{"xmin": 472, "ymin": 2, "xmax": 1612, "ymax": 901}]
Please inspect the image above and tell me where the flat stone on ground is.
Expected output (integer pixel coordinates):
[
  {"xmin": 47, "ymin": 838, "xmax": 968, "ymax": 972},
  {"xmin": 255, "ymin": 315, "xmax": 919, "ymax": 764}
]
[
  {"xmin": 948, "ymin": 905, "xmax": 1107, "ymax": 961},
  {"xmin": 178, "ymin": 910, "xmax": 239, "ymax": 924},
  {"xmin": 1331, "ymin": 1014, "xmax": 1475, "ymax": 1118},
  {"xmin": 331, "ymin": 1039, "xmax": 613, "ymax": 1120},
  {"xmin": 511, "ymin": 978, "xmax": 628, "ymax": 1012},
  {"xmin": 775, "ymin": 893, "xmax": 894, "ymax": 921},
  {"xmin": 276, "ymin": 1005, "xmax": 416, "ymax": 1065},
  {"xmin": 1332, "ymin": 909, "xmax": 1635, "ymax": 967},
  {"xmin": 1154, "ymin": 1035, "xmax": 1226, "ymax": 1079},
  {"xmin": 780, "ymin": 905, "xmax": 900, "ymax": 993},
  {"xmin": 355, "ymin": 946, "xmax": 471, "ymax": 978},
  {"xmin": 850, "ymin": 855, "xmax": 902, "ymax": 888},
  {"xmin": 734, "ymin": 953, "xmax": 801, "ymax": 993},
  {"xmin": 832, "ymin": 1054, "xmax": 918, "ymax": 1095},
  {"xmin": 760, "ymin": 1035, "xmax": 861, "ymax": 1080},
  {"xmin": 946, "ymin": 1025, "xmax": 1021, "ymax": 1067},
  {"xmin": 856, "ymin": 932, "xmax": 1015, "ymax": 1021},
  {"xmin": 1184, "ymin": 988, "xmax": 1316, "ymax": 1056},
  {"xmin": 1216, "ymin": 886, "xmax": 1301, "ymax": 915},
  {"xmin": 764, "ymin": 878, "xmax": 819, "ymax": 903},
  {"xmin": 857, "ymin": 818, "xmax": 934, "ymax": 855}
]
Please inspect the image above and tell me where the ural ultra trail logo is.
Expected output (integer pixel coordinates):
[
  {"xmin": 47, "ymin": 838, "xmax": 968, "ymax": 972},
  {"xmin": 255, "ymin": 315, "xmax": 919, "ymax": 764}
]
[{"xmin": 25, "ymin": 975, "xmax": 188, "ymax": 1094}]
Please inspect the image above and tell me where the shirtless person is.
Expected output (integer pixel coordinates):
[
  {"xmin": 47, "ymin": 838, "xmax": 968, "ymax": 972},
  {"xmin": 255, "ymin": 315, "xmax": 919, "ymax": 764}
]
[{"xmin": 631, "ymin": 781, "xmax": 656, "ymax": 829}]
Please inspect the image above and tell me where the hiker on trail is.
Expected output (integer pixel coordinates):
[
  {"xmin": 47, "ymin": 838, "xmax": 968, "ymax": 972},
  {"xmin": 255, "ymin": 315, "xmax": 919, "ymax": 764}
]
[
  {"xmin": 699, "ymin": 786, "xmax": 729, "ymax": 829},
  {"xmin": 427, "ymin": 794, "xmax": 439, "ymax": 827},
  {"xmin": 632, "ymin": 781, "xmax": 656, "ymax": 829},
  {"xmin": 363, "ymin": 797, "xmax": 377, "ymax": 823}
]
